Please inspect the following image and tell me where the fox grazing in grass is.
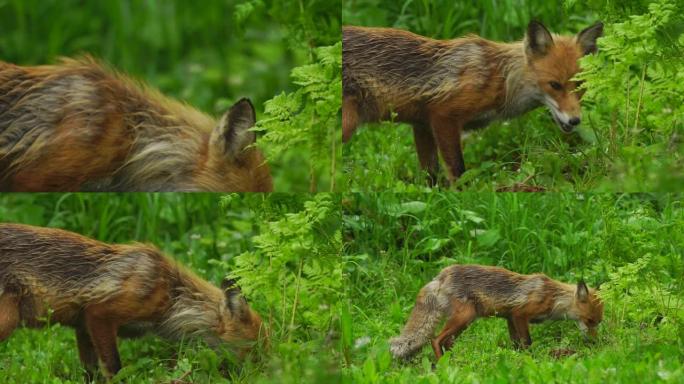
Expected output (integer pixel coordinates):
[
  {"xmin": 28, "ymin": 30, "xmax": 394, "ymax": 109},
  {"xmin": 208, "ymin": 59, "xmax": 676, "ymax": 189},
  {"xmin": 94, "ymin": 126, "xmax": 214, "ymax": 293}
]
[
  {"xmin": 0, "ymin": 223, "xmax": 266, "ymax": 380},
  {"xmin": 0, "ymin": 57, "xmax": 272, "ymax": 192},
  {"xmin": 390, "ymin": 264, "xmax": 603, "ymax": 361},
  {"xmin": 343, "ymin": 21, "xmax": 603, "ymax": 184}
]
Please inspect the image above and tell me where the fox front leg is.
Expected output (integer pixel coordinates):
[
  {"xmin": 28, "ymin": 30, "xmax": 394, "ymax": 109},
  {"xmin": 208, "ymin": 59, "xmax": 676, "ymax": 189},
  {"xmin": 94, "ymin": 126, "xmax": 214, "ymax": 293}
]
[
  {"xmin": 430, "ymin": 115, "xmax": 465, "ymax": 184},
  {"xmin": 510, "ymin": 316, "xmax": 532, "ymax": 348},
  {"xmin": 411, "ymin": 122, "xmax": 440, "ymax": 186},
  {"xmin": 75, "ymin": 325, "xmax": 100, "ymax": 382},
  {"xmin": 84, "ymin": 310, "xmax": 123, "ymax": 379}
]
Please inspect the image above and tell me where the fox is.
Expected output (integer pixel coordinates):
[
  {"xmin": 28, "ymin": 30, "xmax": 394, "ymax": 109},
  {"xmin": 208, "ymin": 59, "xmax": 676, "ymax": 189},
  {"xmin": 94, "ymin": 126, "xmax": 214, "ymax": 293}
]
[
  {"xmin": 0, "ymin": 223, "xmax": 266, "ymax": 380},
  {"xmin": 343, "ymin": 21, "xmax": 604, "ymax": 184},
  {"xmin": 0, "ymin": 57, "xmax": 272, "ymax": 192},
  {"xmin": 389, "ymin": 264, "xmax": 603, "ymax": 361}
]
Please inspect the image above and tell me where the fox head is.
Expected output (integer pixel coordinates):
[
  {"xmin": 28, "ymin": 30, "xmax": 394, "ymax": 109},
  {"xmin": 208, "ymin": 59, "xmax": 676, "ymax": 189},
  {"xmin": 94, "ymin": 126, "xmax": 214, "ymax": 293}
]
[
  {"xmin": 573, "ymin": 281, "xmax": 603, "ymax": 339},
  {"xmin": 195, "ymin": 98, "xmax": 273, "ymax": 192},
  {"xmin": 211, "ymin": 278, "xmax": 267, "ymax": 358},
  {"xmin": 524, "ymin": 20, "xmax": 603, "ymax": 133}
]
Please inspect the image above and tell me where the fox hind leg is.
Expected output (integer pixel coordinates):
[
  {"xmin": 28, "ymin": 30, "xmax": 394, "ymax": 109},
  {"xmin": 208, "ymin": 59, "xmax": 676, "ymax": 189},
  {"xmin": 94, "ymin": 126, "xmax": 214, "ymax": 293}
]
[
  {"xmin": 0, "ymin": 292, "xmax": 20, "ymax": 341},
  {"xmin": 431, "ymin": 301, "xmax": 476, "ymax": 360}
]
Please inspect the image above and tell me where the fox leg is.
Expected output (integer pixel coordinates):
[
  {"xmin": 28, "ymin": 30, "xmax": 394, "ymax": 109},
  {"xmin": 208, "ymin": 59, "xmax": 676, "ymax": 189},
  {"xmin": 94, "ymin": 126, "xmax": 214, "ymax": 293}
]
[
  {"xmin": 510, "ymin": 315, "xmax": 532, "ymax": 348},
  {"xmin": 431, "ymin": 301, "xmax": 476, "ymax": 360},
  {"xmin": 430, "ymin": 115, "xmax": 465, "ymax": 183},
  {"xmin": 75, "ymin": 325, "xmax": 100, "ymax": 382},
  {"xmin": 506, "ymin": 317, "xmax": 522, "ymax": 348},
  {"xmin": 342, "ymin": 96, "xmax": 359, "ymax": 142},
  {"xmin": 84, "ymin": 310, "xmax": 122, "ymax": 379},
  {"xmin": 0, "ymin": 293, "xmax": 20, "ymax": 341},
  {"xmin": 411, "ymin": 122, "xmax": 439, "ymax": 186}
]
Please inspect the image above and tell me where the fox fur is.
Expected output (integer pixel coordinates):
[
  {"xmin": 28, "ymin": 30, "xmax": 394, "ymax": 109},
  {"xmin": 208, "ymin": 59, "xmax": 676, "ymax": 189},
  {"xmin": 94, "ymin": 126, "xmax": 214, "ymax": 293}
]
[
  {"xmin": 389, "ymin": 264, "xmax": 603, "ymax": 360},
  {"xmin": 0, "ymin": 57, "xmax": 272, "ymax": 192},
  {"xmin": 343, "ymin": 21, "xmax": 603, "ymax": 184},
  {"xmin": 0, "ymin": 223, "xmax": 265, "ymax": 380}
]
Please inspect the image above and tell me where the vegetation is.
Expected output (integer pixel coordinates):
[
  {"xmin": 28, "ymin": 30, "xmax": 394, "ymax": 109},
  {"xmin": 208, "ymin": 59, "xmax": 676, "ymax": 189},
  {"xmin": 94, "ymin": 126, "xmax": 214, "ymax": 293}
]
[
  {"xmin": 0, "ymin": 0, "xmax": 341, "ymax": 191},
  {"xmin": 343, "ymin": 0, "xmax": 683, "ymax": 192},
  {"xmin": 343, "ymin": 193, "xmax": 684, "ymax": 383},
  {"xmin": 0, "ymin": 193, "xmax": 342, "ymax": 383}
]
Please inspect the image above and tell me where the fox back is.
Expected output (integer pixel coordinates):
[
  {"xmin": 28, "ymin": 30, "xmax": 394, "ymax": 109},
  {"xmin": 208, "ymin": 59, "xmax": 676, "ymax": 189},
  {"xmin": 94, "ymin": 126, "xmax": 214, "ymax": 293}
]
[{"xmin": 0, "ymin": 58, "xmax": 272, "ymax": 192}]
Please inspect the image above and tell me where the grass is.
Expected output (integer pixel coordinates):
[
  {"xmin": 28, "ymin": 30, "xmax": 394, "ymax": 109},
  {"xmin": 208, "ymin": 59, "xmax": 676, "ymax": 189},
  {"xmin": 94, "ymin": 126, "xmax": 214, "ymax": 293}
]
[
  {"xmin": 344, "ymin": 113, "xmax": 594, "ymax": 192},
  {"xmin": 342, "ymin": 193, "xmax": 684, "ymax": 383},
  {"xmin": 0, "ymin": 194, "xmax": 342, "ymax": 383}
]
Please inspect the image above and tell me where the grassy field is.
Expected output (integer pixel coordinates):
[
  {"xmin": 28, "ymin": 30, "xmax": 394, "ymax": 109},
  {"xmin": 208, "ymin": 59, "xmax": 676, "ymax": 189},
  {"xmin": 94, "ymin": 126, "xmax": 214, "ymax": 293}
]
[
  {"xmin": 0, "ymin": 194, "xmax": 342, "ymax": 383},
  {"xmin": 343, "ymin": 0, "xmax": 683, "ymax": 192},
  {"xmin": 342, "ymin": 193, "xmax": 684, "ymax": 383},
  {"xmin": 0, "ymin": 0, "xmax": 341, "ymax": 192}
]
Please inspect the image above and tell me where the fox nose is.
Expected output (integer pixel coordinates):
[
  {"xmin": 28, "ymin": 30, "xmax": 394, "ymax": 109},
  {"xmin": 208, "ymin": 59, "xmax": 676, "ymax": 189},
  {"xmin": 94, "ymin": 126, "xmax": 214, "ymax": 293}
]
[{"xmin": 569, "ymin": 117, "xmax": 581, "ymax": 126}]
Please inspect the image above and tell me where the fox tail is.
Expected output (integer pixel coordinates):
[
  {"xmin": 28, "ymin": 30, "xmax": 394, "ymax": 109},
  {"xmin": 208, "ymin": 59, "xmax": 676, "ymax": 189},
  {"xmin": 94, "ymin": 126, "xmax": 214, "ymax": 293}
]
[{"xmin": 389, "ymin": 279, "xmax": 448, "ymax": 359}]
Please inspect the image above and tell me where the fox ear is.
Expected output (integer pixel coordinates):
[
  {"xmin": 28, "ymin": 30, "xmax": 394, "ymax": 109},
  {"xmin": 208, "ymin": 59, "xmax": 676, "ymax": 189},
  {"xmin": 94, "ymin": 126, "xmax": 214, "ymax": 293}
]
[
  {"xmin": 222, "ymin": 277, "xmax": 250, "ymax": 321},
  {"xmin": 576, "ymin": 22, "xmax": 604, "ymax": 55},
  {"xmin": 526, "ymin": 20, "xmax": 554, "ymax": 57},
  {"xmin": 213, "ymin": 98, "xmax": 257, "ymax": 161},
  {"xmin": 576, "ymin": 281, "xmax": 590, "ymax": 302}
]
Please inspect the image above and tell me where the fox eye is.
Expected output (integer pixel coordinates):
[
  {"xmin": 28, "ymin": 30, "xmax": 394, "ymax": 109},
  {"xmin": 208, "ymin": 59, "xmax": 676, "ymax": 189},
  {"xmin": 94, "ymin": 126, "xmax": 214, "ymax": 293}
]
[{"xmin": 549, "ymin": 81, "xmax": 563, "ymax": 91}]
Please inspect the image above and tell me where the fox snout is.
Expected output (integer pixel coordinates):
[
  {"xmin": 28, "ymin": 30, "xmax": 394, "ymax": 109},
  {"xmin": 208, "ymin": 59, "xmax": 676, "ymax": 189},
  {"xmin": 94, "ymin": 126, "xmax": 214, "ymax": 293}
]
[{"xmin": 542, "ymin": 95, "xmax": 582, "ymax": 133}]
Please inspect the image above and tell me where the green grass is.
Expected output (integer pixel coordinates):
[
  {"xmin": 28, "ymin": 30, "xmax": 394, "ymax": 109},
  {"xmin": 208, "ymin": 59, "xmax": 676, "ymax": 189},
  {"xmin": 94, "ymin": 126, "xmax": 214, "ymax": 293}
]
[
  {"xmin": 0, "ymin": 194, "xmax": 342, "ymax": 383},
  {"xmin": 344, "ymin": 113, "xmax": 595, "ymax": 192},
  {"xmin": 342, "ymin": 193, "xmax": 684, "ymax": 383}
]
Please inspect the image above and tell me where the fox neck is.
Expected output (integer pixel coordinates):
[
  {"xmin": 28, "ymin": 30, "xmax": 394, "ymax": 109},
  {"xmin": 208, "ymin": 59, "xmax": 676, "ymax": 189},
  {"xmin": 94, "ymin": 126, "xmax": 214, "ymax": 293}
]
[
  {"xmin": 157, "ymin": 266, "xmax": 223, "ymax": 344},
  {"xmin": 495, "ymin": 42, "xmax": 544, "ymax": 119},
  {"xmin": 547, "ymin": 281, "xmax": 581, "ymax": 321}
]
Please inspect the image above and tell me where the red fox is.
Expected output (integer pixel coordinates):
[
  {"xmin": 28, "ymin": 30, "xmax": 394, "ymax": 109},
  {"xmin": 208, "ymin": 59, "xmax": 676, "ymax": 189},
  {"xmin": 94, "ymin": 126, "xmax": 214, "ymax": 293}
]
[
  {"xmin": 343, "ymin": 21, "xmax": 603, "ymax": 184},
  {"xmin": 390, "ymin": 264, "xmax": 603, "ymax": 360},
  {"xmin": 0, "ymin": 223, "xmax": 266, "ymax": 380},
  {"xmin": 0, "ymin": 57, "xmax": 272, "ymax": 192}
]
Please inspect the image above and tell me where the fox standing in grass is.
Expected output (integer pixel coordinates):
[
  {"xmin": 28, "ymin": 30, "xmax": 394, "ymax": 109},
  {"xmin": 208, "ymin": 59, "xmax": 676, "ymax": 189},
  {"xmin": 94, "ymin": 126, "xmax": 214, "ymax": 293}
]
[
  {"xmin": 0, "ymin": 223, "xmax": 266, "ymax": 380},
  {"xmin": 390, "ymin": 264, "xmax": 603, "ymax": 360},
  {"xmin": 343, "ymin": 21, "xmax": 603, "ymax": 184},
  {"xmin": 0, "ymin": 57, "xmax": 272, "ymax": 191}
]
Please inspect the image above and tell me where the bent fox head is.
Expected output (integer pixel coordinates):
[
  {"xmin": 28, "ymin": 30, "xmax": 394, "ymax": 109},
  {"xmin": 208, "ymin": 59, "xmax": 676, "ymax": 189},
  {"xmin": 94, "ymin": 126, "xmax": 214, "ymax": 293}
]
[
  {"xmin": 572, "ymin": 281, "xmax": 603, "ymax": 339},
  {"xmin": 196, "ymin": 98, "xmax": 273, "ymax": 192},
  {"xmin": 525, "ymin": 21, "xmax": 603, "ymax": 133},
  {"xmin": 214, "ymin": 278, "xmax": 267, "ymax": 357}
]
